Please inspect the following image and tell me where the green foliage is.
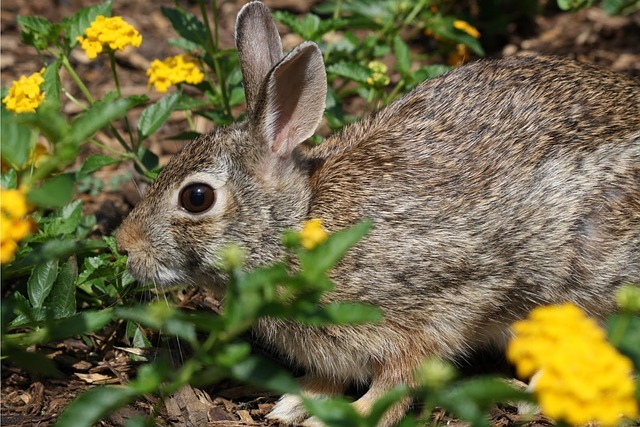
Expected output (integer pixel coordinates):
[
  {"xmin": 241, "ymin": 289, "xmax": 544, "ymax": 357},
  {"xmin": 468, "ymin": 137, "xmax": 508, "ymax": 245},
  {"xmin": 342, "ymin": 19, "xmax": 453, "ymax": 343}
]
[{"xmin": 558, "ymin": 0, "xmax": 640, "ymax": 14}]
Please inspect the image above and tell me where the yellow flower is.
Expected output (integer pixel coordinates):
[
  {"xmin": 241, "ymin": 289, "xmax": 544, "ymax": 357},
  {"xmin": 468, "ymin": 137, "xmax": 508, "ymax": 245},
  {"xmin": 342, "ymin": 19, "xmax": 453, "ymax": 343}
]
[
  {"xmin": 507, "ymin": 303, "xmax": 638, "ymax": 426},
  {"xmin": 299, "ymin": 218, "xmax": 328, "ymax": 250},
  {"xmin": 28, "ymin": 143, "xmax": 49, "ymax": 168},
  {"xmin": 2, "ymin": 143, "xmax": 49, "ymax": 173},
  {"xmin": 453, "ymin": 20, "xmax": 480, "ymax": 39},
  {"xmin": 366, "ymin": 61, "xmax": 390, "ymax": 88},
  {"xmin": 1, "ymin": 187, "xmax": 35, "ymax": 264},
  {"xmin": 76, "ymin": 16, "xmax": 142, "ymax": 60},
  {"xmin": 448, "ymin": 44, "xmax": 471, "ymax": 66},
  {"xmin": 147, "ymin": 54, "xmax": 205, "ymax": 93},
  {"xmin": 2, "ymin": 69, "xmax": 46, "ymax": 114}
]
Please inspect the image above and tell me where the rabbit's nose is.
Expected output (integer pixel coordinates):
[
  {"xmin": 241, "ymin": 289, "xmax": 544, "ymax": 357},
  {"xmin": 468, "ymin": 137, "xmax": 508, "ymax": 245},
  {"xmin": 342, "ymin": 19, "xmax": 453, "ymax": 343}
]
[{"xmin": 114, "ymin": 223, "xmax": 131, "ymax": 256}]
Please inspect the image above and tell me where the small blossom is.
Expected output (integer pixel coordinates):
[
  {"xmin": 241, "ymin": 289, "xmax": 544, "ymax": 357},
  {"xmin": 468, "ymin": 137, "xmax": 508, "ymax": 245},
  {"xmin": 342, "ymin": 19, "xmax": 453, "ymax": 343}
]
[
  {"xmin": 1, "ymin": 187, "xmax": 35, "ymax": 264},
  {"xmin": 448, "ymin": 44, "xmax": 471, "ymax": 66},
  {"xmin": 453, "ymin": 20, "xmax": 480, "ymax": 39},
  {"xmin": 616, "ymin": 284, "xmax": 640, "ymax": 313},
  {"xmin": 76, "ymin": 16, "xmax": 142, "ymax": 60},
  {"xmin": 416, "ymin": 358, "xmax": 456, "ymax": 390},
  {"xmin": 2, "ymin": 143, "xmax": 49, "ymax": 173},
  {"xmin": 147, "ymin": 54, "xmax": 205, "ymax": 93},
  {"xmin": 2, "ymin": 69, "xmax": 45, "ymax": 114},
  {"xmin": 507, "ymin": 303, "xmax": 638, "ymax": 426},
  {"xmin": 29, "ymin": 142, "xmax": 49, "ymax": 168},
  {"xmin": 366, "ymin": 61, "xmax": 390, "ymax": 88},
  {"xmin": 299, "ymin": 218, "xmax": 328, "ymax": 250}
]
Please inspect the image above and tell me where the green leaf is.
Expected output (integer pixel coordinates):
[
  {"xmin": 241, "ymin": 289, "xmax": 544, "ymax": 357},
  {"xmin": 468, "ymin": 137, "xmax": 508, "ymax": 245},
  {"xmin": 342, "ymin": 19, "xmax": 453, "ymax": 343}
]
[
  {"xmin": 55, "ymin": 385, "xmax": 139, "ymax": 427},
  {"xmin": 168, "ymin": 36, "xmax": 201, "ymax": 52},
  {"xmin": 436, "ymin": 377, "xmax": 532, "ymax": 426},
  {"xmin": 7, "ymin": 291, "xmax": 47, "ymax": 328},
  {"xmin": 429, "ymin": 17, "xmax": 484, "ymax": 56},
  {"xmin": 47, "ymin": 257, "xmax": 78, "ymax": 319},
  {"xmin": 161, "ymin": 7, "xmax": 208, "ymax": 47},
  {"xmin": 3, "ymin": 347, "xmax": 62, "ymax": 377},
  {"xmin": 327, "ymin": 62, "xmax": 371, "ymax": 84},
  {"xmin": 27, "ymin": 174, "xmax": 74, "ymax": 209},
  {"xmin": 116, "ymin": 303, "xmax": 197, "ymax": 344},
  {"xmin": 273, "ymin": 11, "xmax": 321, "ymax": 40},
  {"xmin": 17, "ymin": 15, "xmax": 57, "ymax": 51},
  {"xmin": 608, "ymin": 313, "xmax": 640, "ymax": 368},
  {"xmin": 601, "ymin": 0, "xmax": 640, "ymax": 14},
  {"xmin": 557, "ymin": 0, "xmax": 597, "ymax": 10},
  {"xmin": 41, "ymin": 60, "xmax": 62, "ymax": 109},
  {"xmin": 175, "ymin": 94, "xmax": 210, "ymax": 111},
  {"xmin": 57, "ymin": 200, "xmax": 85, "ymax": 235},
  {"xmin": 228, "ymin": 86, "xmax": 246, "ymax": 107},
  {"xmin": 18, "ymin": 104, "xmax": 70, "ymax": 146},
  {"xmin": 304, "ymin": 395, "xmax": 365, "ymax": 427},
  {"xmin": 0, "ymin": 108, "xmax": 31, "ymax": 169},
  {"xmin": 47, "ymin": 309, "xmax": 113, "ymax": 342},
  {"xmin": 230, "ymin": 355, "xmax": 300, "ymax": 394},
  {"xmin": 393, "ymin": 35, "xmax": 411, "ymax": 75},
  {"xmin": 27, "ymin": 259, "xmax": 59, "ymax": 308},
  {"xmin": 77, "ymin": 154, "xmax": 121, "ymax": 179},
  {"xmin": 1, "ymin": 169, "xmax": 18, "ymax": 189},
  {"xmin": 63, "ymin": 0, "xmax": 113, "ymax": 47},
  {"xmin": 135, "ymin": 146, "xmax": 159, "ymax": 174},
  {"xmin": 321, "ymin": 302, "xmax": 382, "ymax": 324},
  {"xmin": 137, "ymin": 92, "xmax": 181, "ymax": 141},
  {"xmin": 299, "ymin": 220, "xmax": 372, "ymax": 281},
  {"xmin": 125, "ymin": 321, "xmax": 151, "ymax": 352},
  {"xmin": 66, "ymin": 95, "xmax": 147, "ymax": 146}
]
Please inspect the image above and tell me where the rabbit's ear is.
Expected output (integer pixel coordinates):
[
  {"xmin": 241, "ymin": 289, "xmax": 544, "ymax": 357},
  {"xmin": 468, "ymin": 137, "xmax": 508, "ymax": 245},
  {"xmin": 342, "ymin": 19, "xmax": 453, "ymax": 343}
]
[
  {"xmin": 257, "ymin": 41, "xmax": 327, "ymax": 157},
  {"xmin": 235, "ymin": 1, "xmax": 283, "ymax": 112}
]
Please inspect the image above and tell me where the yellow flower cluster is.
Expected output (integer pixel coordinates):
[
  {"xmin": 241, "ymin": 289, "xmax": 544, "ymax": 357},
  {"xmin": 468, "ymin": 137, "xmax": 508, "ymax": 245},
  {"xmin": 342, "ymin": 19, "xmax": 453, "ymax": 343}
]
[
  {"xmin": 446, "ymin": 20, "xmax": 480, "ymax": 67},
  {"xmin": 77, "ymin": 16, "xmax": 142, "ymax": 59},
  {"xmin": 453, "ymin": 20, "xmax": 480, "ymax": 39},
  {"xmin": 147, "ymin": 55, "xmax": 205, "ymax": 93},
  {"xmin": 507, "ymin": 303, "xmax": 638, "ymax": 426},
  {"xmin": 367, "ymin": 61, "xmax": 390, "ymax": 88},
  {"xmin": 1, "ymin": 188, "xmax": 35, "ymax": 264},
  {"xmin": 299, "ymin": 218, "xmax": 328, "ymax": 250},
  {"xmin": 2, "ymin": 69, "xmax": 45, "ymax": 114}
]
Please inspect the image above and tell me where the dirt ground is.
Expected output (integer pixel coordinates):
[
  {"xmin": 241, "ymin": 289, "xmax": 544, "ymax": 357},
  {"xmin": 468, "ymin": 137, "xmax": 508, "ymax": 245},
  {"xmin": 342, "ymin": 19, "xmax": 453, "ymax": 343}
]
[{"xmin": 1, "ymin": 0, "xmax": 639, "ymax": 426}]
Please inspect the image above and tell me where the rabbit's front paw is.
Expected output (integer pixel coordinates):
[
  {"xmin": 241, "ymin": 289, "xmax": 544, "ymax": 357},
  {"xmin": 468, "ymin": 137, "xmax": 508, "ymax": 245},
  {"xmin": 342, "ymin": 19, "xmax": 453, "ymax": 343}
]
[
  {"xmin": 267, "ymin": 393, "xmax": 308, "ymax": 424},
  {"xmin": 302, "ymin": 416, "xmax": 326, "ymax": 427}
]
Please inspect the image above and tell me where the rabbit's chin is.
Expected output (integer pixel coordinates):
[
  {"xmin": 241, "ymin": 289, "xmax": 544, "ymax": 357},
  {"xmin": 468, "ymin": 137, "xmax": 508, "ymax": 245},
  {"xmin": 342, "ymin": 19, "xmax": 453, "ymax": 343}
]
[{"xmin": 126, "ymin": 259, "xmax": 190, "ymax": 289}]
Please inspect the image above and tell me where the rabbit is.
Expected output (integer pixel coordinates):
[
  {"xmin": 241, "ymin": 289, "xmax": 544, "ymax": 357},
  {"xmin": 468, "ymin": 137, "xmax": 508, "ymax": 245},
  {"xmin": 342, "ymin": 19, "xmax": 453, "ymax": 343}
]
[{"xmin": 115, "ymin": 1, "xmax": 640, "ymax": 426}]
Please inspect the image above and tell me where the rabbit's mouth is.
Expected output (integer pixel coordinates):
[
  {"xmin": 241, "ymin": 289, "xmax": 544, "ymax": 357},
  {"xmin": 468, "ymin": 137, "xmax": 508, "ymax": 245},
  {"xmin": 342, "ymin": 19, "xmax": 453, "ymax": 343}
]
[{"xmin": 125, "ymin": 254, "xmax": 189, "ymax": 289}]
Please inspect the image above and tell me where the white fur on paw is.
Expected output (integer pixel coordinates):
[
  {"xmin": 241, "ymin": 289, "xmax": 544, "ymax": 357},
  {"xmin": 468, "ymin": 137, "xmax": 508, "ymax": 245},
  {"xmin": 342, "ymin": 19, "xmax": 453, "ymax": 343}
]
[
  {"xmin": 302, "ymin": 415, "xmax": 327, "ymax": 427},
  {"xmin": 267, "ymin": 393, "xmax": 308, "ymax": 424}
]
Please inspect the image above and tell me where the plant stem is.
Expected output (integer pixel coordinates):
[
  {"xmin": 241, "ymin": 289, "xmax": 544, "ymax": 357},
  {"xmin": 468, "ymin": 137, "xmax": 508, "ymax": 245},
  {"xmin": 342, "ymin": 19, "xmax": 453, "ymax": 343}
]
[
  {"xmin": 323, "ymin": 0, "xmax": 343, "ymax": 63},
  {"xmin": 198, "ymin": 0, "xmax": 231, "ymax": 117},
  {"xmin": 60, "ymin": 55, "xmax": 95, "ymax": 105},
  {"xmin": 404, "ymin": 0, "xmax": 429, "ymax": 27},
  {"xmin": 385, "ymin": 77, "xmax": 406, "ymax": 104},
  {"xmin": 109, "ymin": 52, "xmax": 136, "ymax": 147},
  {"xmin": 87, "ymin": 138, "xmax": 130, "ymax": 157}
]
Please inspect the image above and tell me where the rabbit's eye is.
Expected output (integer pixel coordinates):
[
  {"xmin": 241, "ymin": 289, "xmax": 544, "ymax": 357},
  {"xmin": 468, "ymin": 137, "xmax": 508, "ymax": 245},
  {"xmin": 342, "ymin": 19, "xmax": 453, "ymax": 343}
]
[{"xmin": 180, "ymin": 183, "xmax": 216, "ymax": 213}]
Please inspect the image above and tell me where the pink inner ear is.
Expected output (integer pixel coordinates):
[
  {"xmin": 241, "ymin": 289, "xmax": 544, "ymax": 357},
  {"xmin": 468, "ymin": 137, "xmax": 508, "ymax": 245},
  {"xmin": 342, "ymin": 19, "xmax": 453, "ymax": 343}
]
[
  {"xmin": 261, "ymin": 42, "xmax": 326, "ymax": 158},
  {"xmin": 267, "ymin": 62, "xmax": 306, "ymax": 156}
]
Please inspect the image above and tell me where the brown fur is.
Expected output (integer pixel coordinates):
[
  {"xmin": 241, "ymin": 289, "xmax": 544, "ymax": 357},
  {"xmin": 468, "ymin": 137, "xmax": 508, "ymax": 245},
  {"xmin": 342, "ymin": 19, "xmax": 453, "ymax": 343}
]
[{"xmin": 116, "ymin": 2, "xmax": 640, "ymax": 426}]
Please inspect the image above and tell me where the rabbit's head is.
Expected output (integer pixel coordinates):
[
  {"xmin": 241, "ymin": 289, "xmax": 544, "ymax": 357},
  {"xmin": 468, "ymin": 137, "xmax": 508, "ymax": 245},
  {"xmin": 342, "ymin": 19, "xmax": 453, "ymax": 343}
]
[{"xmin": 116, "ymin": 1, "xmax": 327, "ymax": 289}]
